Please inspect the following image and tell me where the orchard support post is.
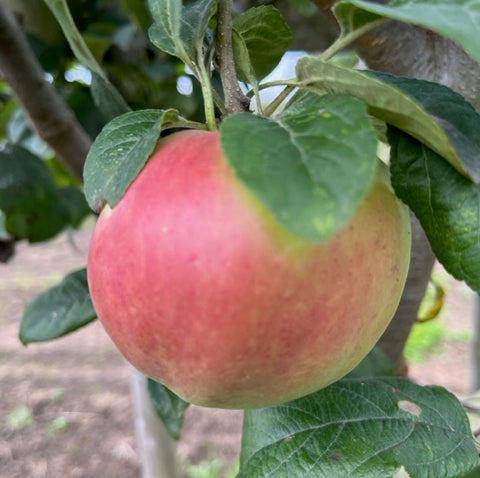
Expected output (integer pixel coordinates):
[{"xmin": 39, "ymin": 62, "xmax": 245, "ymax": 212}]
[
  {"xmin": 130, "ymin": 368, "xmax": 179, "ymax": 478},
  {"xmin": 471, "ymin": 296, "xmax": 480, "ymax": 392}
]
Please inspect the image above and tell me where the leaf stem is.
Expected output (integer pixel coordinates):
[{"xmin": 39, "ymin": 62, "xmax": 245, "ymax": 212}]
[
  {"xmin": 319, "ymin": 19, "xmax": 387, "ymax": 62},
  {"xmin": 211, "ymin": 87, "xmax": 226, "ymax": 115},
  {"xmin": 167, "ymin": 120, "xmax": 209, "ymax": 131},
  {"xmin": 195, "ymin": 56, "xmax": 218, "ymax": 131},
  {"xmin": 264, "ymin": 85, "xmax": 296, "ymax": 117},
  {"xmin": 215, "ymin": 0, "xmax": 250, "ymax": 115},
  {"xmin": 254, "ymin": 79, "xmax": 299, "ymax": 95},
  {"xmin": 252, "ymin": 82, "xmax": 264, "ymax": 115}
]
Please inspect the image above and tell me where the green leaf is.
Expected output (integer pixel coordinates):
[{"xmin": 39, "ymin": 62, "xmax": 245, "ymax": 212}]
[
  {"xmin": 232, "ymin": 30, "xmax": 256, "ymax": 85},
  {"xmin": 147, "ymin": 0, "xmax": 182, "ymax": 57},
  {"xmin": 287, "ymin": 0, "xmax": 318, "ymax": 17},
  {"xmin": 335, "ymin": 0, "xmax": 480, "ymax": 64},
  {"xmin": 389, "ymin": 128, "xmax": 480, "ymax": 294},
  {"xmin": 346, "ymin": 347, "xmax": 394, "ymax": 378},
  {"xmin": 57, "ymin": 187, "xmax": 91, "ymax": 228},
  {"xmin": 147, "ymin": 0, "xmax": 216, "ymax": 63},
  {"xmin": 463, "ymin": 466, "xmax": 480, "ymax": 478},
  {"xmin": 0, "ymin": 211, "xmax": 8, "ymax": 240},
  {"xmin": 181, "ymin": 0, "xmax": 217, "ymax": 58},
  {"xmin": 368, "ymin": 70, "xmax": 480, "ymax": 183},
  {"xmin": 233, "ymin": 6, "xmax": 293, "ymax": 82},
  {"xmin": 90, "ymin": 72, "xmax": 131, "ymax": 122},
  {"xmin": 43, "ymin": 0, "xmax": 99, "ymax": 73},
  {"xmin": 240, "ymin": 378, "xmax": 478, "ymax": 478},
  {"xmin": 0, "ymin": 145, "xmax": 88, "ymax": 242},
  {"xmin": 123, "ymin": 0, "xmax": 152, "ymax": 31},
  {"xmin": 84, "ymin": 109, "xmax": 179, "ymax": 212},
  {"xmin": 147, "ymin": 379, "xmax": 190, "ymax": 440},
  {"xmin": 43, "ymin": 0, "xmax": 130, "ymax": 117},
  {"xmin": 19, "ymin": 269, "xmax": 97, "ymax": 344},
  {"xmin": 45, "ymin": 156, "xmax": 82, "ymax": 188},
  {"xmin": 296, "ymin": 57, "xmax": 480, "ymax": 182},
  {"xmin": 220, "ymin": 93, "xmax": 377, "ymax": 242}
]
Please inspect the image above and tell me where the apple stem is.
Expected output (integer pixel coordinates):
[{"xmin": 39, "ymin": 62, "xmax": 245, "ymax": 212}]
[{"xmin": 215, "ymin": 0, "xmax": 250, "ymax": 116}]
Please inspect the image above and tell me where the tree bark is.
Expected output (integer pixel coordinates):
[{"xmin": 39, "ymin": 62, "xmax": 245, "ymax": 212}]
[
  {"xmin": 0, "ymin": 5, "xmax": 91, "ymax": 180},
  {"xmin": 376, "ymin": 215, "xmax": 435, "ymax": 373},
  {"xmin": 355, "ymin": 23, "xmax": 480, "ymax": 110}
]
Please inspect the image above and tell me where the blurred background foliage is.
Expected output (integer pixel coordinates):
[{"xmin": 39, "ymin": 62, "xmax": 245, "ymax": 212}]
[{"xmin": 0, "ymin": 0, "xmax": 333, "ymax": 251}]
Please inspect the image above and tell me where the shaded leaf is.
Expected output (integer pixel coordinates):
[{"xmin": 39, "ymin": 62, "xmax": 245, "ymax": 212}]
[
  {"xmin": 84, "ymin": 109, "xmax": 179, "ymax": 212},
  {"xmin": 147, "ymin": 0, "xmax": 182, "ymax": 57},
  {"xmin": 233, "ymin": 6, "xmax": 292, "ymax": 82},
  {"xmin": 20, "ymin": 269, "xmax": 96, "ymax": 344},
  {"xmin": 91, "ymin": 72, "xmax": 131, "ymax": 121},
  {"xmin": 0, "ymin": 145, "xmax": 88, "ymax": 242},
  {"xmin": 463, "ymin": 466, "xmax": 480, "ymax": 478},
  {"xmin": 147, "ymin": 379, "xmax": 190, "ymax": 440},
  {"xmin": 287, "ymin": 0, "xmax": 318, "ymax": 17},
  {"xmin": 232, "ymin": 30, "xmax": 255, "ymax": 85},
  {"xmin": 44, "ymin": 0, "xmax": 129, "ymax": 117},
  {"xmin": 57, "ymin": 187, "xmax": 91, "ymax": 228},
  {"xmin": 0, "ymin": 212, "xmax": 8, "ymax": 240},
  {"xmin": 389, "ymin": 127, "xmax": 480, "ymax": 294},
  {"xmin": 346, "ymin": 347, "xmax": 394, "ymax": 379},
  {"xmin": 240, "ymin": 378, "xmax": 478, "ymax": 478},
  {"xmin": 368, "ymin": 70, "xmax": 480, "ymax": 183},
  {"xmin": 181, "ymin": 0, "xmax": 217, "ymax": 58},
  {"xmin": 148, "ymin": 0, "xmax": 216, "ymax": 62},
  {"xmin": 220, "ymin": 93, "xmax": 377, "ymax": 242}
]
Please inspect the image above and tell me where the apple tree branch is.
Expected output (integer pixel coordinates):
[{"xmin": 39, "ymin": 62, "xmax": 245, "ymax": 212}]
[{"xmin": 0, "ymin": 5, "xmax": 92, "ymax": 180}]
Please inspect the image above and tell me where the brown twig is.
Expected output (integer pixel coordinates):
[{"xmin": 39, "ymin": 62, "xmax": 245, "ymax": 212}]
[
  {"xmin": 0, "ymin": 5, "xmax": 92, "ymax": 180},
  {"xmin": 215, "ymin": 0, "xmax": 249, "ymax": 116}
]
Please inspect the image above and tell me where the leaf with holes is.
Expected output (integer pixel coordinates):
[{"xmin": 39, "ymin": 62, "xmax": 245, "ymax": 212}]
[{"xmin": 240, "ymin": 377, "xmax": 478, "ymax": 478}]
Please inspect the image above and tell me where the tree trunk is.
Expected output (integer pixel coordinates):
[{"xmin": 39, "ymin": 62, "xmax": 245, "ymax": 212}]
[
  {"xmin": 376, "ymin": 215, "xmax": 435, "ymax": 372},
  {"xmin": 0, "ymin": 5, "xmax": 91, "ymax": 180}
]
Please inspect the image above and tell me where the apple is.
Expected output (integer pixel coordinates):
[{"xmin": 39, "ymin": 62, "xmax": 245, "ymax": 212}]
[{"xmin": 87, "ymin": 129, "xmax": 411, "ymax": 409}]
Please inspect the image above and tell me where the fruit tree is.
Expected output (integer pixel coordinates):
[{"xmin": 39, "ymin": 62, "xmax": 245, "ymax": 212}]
[{"xmin": 1, "ymin": 0, "xmax": 480, "ymax": 477}]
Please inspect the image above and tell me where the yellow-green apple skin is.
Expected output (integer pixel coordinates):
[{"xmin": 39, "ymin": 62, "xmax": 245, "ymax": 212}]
[{"xmin": 87, "ymin": 130, "xmax": 411, "ymax": 409}]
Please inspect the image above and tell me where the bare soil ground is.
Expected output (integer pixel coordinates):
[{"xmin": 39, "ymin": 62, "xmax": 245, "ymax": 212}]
[{"xmin": 0, "ymin": 226, "xmax": 474, "ymax": 477}]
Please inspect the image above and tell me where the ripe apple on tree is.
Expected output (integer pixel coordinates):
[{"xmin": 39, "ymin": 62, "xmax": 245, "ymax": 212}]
[{"xmin": 87, "ymin": 129, "xmax": 411, "ymax": 409}]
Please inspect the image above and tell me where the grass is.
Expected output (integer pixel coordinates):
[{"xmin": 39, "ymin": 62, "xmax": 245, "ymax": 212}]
[
  {"xmin": 5, "ymin": 406, "xmax": 34, "ymax": 431},
  {"xmin": 182, "ymin": 452, "xmax": 239, "ymax": 478},
  {"xmin": 405, "ymin": 273, "xmax": 472, "ymax": 364},
  {"xmin": 405, "ymin": 320, "xmax": 448, "ymax": 364}
]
